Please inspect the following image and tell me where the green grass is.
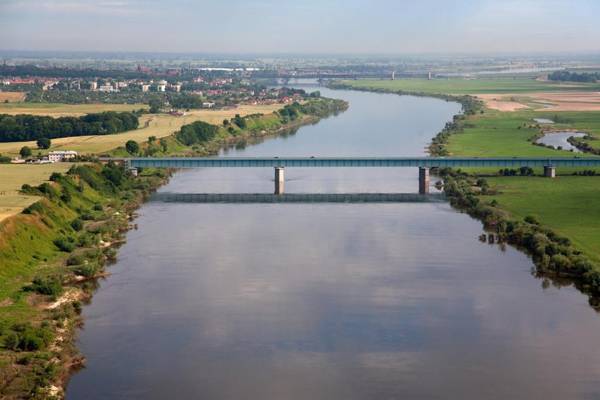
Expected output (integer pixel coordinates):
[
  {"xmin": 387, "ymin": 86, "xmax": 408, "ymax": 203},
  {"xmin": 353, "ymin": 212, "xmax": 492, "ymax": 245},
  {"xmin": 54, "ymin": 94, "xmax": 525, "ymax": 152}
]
[
  {"xmin": 339, "ymin": 78, "xmax": 600, "ymax": 95},
  {"xmin": 486, "ymin": 176, "xmax": 600, "ymax": 264}
]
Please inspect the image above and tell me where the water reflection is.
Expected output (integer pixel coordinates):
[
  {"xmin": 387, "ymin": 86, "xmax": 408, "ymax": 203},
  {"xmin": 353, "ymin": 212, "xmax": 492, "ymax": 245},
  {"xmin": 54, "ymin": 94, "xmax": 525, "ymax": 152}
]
[{"xmin": 67, "ymin": 89, "xmax": 600, "ymax": 399}]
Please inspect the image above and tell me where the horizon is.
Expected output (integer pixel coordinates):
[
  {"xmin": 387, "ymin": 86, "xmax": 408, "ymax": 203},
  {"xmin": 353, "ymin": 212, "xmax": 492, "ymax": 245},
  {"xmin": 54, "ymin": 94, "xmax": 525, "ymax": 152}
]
[{"xmin": 2, "ymin": 0, "xmax": 600, "ymax": 54}]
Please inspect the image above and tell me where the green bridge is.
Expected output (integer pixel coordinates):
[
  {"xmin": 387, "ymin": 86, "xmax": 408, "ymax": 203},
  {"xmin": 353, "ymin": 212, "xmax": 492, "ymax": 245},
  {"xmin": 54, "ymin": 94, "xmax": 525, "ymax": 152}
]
[{"xmin": 108, "ymin": 157, "xmax": 600, "ymax": 194}]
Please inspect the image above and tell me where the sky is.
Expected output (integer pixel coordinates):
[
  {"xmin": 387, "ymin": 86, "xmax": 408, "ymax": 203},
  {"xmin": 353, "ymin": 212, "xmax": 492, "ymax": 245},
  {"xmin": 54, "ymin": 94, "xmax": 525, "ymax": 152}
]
[{"xmin": 1, "ymin": 0, "xmax": 600, "ymax": 54}]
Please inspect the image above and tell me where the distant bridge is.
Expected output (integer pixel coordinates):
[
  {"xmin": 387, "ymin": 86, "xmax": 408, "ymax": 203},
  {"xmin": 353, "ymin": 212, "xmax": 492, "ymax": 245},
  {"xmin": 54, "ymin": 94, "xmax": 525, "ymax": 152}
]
[{"xmin": 104, "ymin": 157, "xmax": 600, "ymax": 194}]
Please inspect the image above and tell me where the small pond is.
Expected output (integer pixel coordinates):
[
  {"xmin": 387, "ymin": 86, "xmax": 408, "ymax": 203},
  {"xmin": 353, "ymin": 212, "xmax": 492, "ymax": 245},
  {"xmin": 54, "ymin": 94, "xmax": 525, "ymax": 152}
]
[{"xmin": 536, "ymin": 131, "xmax": 586, "ymax": 152}]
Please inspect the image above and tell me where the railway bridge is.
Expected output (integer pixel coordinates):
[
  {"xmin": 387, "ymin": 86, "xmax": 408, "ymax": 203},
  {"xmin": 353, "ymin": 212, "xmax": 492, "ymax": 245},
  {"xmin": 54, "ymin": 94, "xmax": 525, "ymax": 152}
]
[{"xmin": 105, "ymin": 157, "xmax": 600, "ymax": 194}]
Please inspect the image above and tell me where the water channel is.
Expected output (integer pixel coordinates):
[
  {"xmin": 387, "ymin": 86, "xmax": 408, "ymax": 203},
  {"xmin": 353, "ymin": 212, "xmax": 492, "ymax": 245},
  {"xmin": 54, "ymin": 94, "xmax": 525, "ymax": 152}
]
[{"xmin": 67, "ymin": 87, "xmax": 600, "ymax": 399}]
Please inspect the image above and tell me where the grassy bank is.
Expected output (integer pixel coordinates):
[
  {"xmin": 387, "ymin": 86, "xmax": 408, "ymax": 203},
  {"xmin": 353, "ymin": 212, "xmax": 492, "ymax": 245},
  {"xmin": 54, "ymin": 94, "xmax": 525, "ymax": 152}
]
[
  {"xmin": 0, "ymin": 96, "xmax": 348, "ymax": 399},
  {"xmin": 332, "ymin": 78, "xmax": 600, "ymax": 300}
]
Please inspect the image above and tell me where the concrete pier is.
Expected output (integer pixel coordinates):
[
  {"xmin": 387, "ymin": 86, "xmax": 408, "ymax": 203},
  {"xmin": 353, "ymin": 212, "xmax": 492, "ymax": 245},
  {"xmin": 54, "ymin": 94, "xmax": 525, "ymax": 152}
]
[
  {"xmin": 419, "ymin": 167, "xmax": 430, "ymax": 194},
  {"xmin": 274, "ymin": 167, "xmax": 285, "ymax": 194},
  {"xmin": 544, "ymin": 166, "xmax": 556, "ymax": 178}
]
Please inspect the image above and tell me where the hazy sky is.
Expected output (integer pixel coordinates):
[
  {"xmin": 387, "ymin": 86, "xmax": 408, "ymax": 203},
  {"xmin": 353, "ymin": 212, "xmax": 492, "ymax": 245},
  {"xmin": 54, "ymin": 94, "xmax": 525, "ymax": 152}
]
[{"xmin": 1, "ymin": 0, "xmax": 600, "ymax": 54}]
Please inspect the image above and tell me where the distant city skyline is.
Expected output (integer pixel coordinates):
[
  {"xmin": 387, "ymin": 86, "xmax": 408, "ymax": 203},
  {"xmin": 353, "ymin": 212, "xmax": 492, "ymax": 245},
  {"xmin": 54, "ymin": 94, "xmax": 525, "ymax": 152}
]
[{"xmin": 2, "ymin": 0, "xmax": 600, "ymax": 54}]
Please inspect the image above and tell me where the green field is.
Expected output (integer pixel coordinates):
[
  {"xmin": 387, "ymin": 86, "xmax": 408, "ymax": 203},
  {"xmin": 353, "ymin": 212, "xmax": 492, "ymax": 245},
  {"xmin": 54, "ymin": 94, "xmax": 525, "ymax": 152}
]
[
  {"xmin": 340, "ymin": 78, "xmax": 600, "ymax": 95},
  {"xmin": 486, "ymin": 176, "xmax": 600, "ymax": 264},
  {"xmin": 446, "ymin": 109, "xmax": 600, "ymax": 156}
]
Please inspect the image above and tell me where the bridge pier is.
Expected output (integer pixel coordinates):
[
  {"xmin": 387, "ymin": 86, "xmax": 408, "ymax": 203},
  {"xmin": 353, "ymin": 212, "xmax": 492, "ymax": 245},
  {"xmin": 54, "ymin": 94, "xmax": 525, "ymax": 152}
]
[
  {"xmin": 419, "ymin": 167, "xmax": 430, "ymax": 194},
  {"xmin": 274, "ymin": 167, "xmax": 285, "ymax": 194},
  {"xmin": 544, "ymin": 166, "xmax": 556, "ymax": 178}
]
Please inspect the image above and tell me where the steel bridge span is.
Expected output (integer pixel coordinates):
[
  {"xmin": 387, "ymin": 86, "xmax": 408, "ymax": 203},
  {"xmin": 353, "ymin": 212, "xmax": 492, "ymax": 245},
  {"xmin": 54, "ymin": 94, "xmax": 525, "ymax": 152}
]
[{"xmin": 105, "ymin": 157, "xmax": 600, "ymax": 195}]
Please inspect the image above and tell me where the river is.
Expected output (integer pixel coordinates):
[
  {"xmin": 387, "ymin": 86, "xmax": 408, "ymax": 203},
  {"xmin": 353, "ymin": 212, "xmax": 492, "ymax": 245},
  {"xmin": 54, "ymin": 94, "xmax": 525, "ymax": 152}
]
[{"xmin": 67, "ymin": 88, "xmax": 600, "ymax": 399}]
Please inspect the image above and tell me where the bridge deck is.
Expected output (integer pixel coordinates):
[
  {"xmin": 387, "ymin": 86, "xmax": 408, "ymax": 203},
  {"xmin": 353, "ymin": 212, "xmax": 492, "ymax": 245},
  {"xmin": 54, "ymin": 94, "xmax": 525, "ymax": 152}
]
[{"xmin": 114, "ymin": 157, "xmax": 600, "ymax": 168}]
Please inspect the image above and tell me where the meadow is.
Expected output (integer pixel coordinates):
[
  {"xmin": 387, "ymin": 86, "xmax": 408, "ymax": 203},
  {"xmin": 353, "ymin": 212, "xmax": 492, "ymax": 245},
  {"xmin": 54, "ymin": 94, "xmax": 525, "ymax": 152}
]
[{"xmin": 486, "ymin": 176, "xmax": 600, "ymax": 264}]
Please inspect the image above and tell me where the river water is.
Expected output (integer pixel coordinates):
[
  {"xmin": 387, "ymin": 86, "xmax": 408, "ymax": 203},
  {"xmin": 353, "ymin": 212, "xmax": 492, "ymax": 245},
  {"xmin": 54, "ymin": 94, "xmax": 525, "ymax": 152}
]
[{"xmin": 67, "ymin": 88, "xmax": 600, "ymax": 399}]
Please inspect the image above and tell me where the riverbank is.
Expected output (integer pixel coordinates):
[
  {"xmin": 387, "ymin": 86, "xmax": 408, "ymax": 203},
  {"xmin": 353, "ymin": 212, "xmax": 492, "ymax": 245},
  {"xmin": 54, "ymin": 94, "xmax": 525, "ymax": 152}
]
[
  {"xmin": 0, "ymin": 97, "xmax": 348, "ymax": 399},
  {"xmin": 331, "ymin": 79, "xmax": 600, "ymax": 303}
]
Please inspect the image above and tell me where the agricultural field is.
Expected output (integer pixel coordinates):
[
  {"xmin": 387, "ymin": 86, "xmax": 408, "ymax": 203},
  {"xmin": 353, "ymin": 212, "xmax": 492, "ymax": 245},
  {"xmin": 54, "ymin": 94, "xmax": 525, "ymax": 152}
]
[
  {"xmin": 0, "ymin": 102, "xmax": 145, "ymax": 117},
  {"xmin": 340, "ymin": 77, "xmax": 600, "ymax": 95},
  {"xmin": 0, "ymin": 103, "xmax": 283, "ymax": 156},
  {"xmin": 0, "ymin": 91, "xmax": 26, "ymax": 103},
  {"xmin": 0, "ymin": 163, "xmax": 73, "ymax": 221}
]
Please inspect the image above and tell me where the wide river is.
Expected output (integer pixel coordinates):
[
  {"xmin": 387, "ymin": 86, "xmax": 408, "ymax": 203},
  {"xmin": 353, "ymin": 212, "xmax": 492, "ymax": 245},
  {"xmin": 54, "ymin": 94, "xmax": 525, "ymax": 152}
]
[{"xmin": 67, "ymin": 88, "xmax": 600, "ymax": 399}]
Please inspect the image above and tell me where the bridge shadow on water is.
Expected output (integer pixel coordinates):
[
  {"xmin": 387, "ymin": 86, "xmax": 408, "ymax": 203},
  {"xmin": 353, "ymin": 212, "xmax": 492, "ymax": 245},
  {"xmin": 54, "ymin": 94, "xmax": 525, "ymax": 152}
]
[{"xmin": 150, "ymin": 192, "xmax": 446, "ymax": 204}]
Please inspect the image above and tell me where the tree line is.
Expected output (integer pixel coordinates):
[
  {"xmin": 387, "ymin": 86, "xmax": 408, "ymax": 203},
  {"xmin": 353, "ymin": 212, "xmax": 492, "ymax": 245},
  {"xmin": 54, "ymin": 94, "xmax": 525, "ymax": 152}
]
[
  {"xmin": 548, "ymin": 70, "xmax": 600, "ymax": 83},
  {"xmin": 0, "ymin": 111, "xmax": 139, "ymax": 142}
]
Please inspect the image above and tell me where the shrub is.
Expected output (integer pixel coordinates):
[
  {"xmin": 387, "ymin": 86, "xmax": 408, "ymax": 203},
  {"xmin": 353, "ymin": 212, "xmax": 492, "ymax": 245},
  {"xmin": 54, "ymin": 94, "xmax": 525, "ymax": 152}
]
[
  {"xmin": 66, "ymin": 253, "xmax": 85, "ymax": 266},
  {"xmin": 524, "ymin": 215, "xmax": 540, "ymax": 225},
  {"xmin": 24, "ymin": 276, "xmax": 63, "ymax": 296},
  {"xmin": 49, "ymin": 172, "xmax": 62, "ymax": 182},
  {"xmin": 53, "ymin": 237, "xmax": 75, "ymax": 252},
  {"xmin": 71, "ymin": 218, "xmax": 84, "ymax": 231}
]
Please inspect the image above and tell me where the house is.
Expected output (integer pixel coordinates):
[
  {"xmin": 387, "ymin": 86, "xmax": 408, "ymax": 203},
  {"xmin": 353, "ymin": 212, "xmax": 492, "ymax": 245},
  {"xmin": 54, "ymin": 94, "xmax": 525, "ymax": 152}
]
[
  {"xmin": 202, "ymin": 102, "xmax": 216, "ymax": 108},
  {"xmin": 48, "ymin": 151, "xmax": 78, "ymax": 163}
]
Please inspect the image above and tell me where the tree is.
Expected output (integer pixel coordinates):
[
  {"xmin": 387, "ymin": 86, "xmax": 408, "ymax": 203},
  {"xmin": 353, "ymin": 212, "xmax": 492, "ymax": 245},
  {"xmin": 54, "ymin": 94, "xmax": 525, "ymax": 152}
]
[
  {"xmin": 37, "ymin": 137, "xmax": 51, "ymax": 149},
  {"xmin": 125, "ymin": 140, "xmax": 139, "ymax": 155},
  {"xmin": 159, "ymin": 138, "xmax": 168, "ymax": 152},
  {"xmin": 19, "ymin": 146, "xmax": 32, "ymax": 159},
  {"xmin": 148, "ymin": 135, "xmax": 157, "ymax": 144},
  {"xmin": 148, "ymin": 98, "xmax": 163, "ymax": 114}
]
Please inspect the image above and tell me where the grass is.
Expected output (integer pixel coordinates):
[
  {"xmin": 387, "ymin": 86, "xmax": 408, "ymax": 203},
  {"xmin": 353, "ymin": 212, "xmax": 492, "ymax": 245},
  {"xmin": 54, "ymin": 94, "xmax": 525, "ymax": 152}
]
[
  {"xmin": 340, "ymin": 78, "xmax": 600, "ymax": 95},
  {"xmin": 0, "ymin": 103, "xmax": 283, "ymax": 156},
  {"xmin": 0, "ymin": 164, "xmax": 74, "ymax": 222},
  {"xmin": 445, "ymin": 109, "xmax": 596, "ymax": 157},
  {"xmin": 486, "ymin": 176, "xmax": 600, "ymax": 264}
]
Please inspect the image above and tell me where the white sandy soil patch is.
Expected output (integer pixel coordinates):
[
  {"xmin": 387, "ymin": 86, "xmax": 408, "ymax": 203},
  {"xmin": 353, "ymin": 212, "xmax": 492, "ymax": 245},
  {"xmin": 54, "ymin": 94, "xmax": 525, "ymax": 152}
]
[{"xmin": 476, "ymin": 94, "xmax": 529, "ymax": 111}]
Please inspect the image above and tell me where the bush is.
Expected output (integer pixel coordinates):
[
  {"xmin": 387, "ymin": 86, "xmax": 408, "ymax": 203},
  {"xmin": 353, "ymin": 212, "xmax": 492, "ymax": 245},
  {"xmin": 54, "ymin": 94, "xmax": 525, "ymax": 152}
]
[
  {"xmin": 125, "ymin": 140, "xmax": 139, "ymax": 155},
  {"xmin": 73, "ymin": 263, "xmax": 99, "ymax": 278},
  {"xmin": 49, "ymin": 172, "xmax": 63, "ymax": 182},
  {"xmin": 36, "ymin": 137, "xmax": 51, "ymax": 149},
  {"xmin": 53, "ymin": 237, "xmax": 75, "ymax": 252},
  {"xmin": 66, "ymin": 253, "xmax": 85, "ymax": 266},
  {"xmin": 71, "ymin": 218, "xmax": 84, "ymax": 231},
  {"xmin": 3, "ymin": 324, "xmax": 53, "ymax": 351},
  {"xmin": 24, "ymin": 276, "xmax": 63, "ymax": 296},
  {"xmin": 524, "ymin": 215, "xmax": 540, "ymax": 225}
]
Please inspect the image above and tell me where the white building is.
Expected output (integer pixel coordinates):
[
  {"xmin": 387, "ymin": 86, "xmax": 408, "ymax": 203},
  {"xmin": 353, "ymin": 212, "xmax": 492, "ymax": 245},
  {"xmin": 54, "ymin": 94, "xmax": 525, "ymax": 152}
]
[
  {"xmin": 157, "ymin": 80, "xmax": 168, "ymax": 92},
  {"xmin": 48, "ymin": 151, "xmax": 78, "ymax": 163},
  {"xmin": 89, "ymin": 81, "xmax": 98, "ymax": 91},
  {"xmin": 141, "ymin": 84, "xmax": 151, "ymax": 92}
]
